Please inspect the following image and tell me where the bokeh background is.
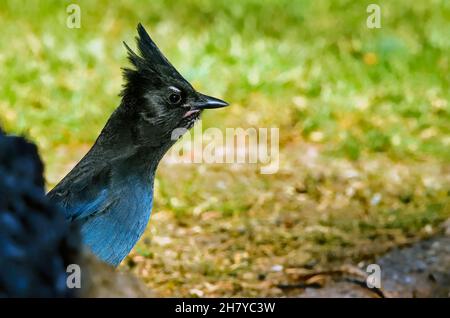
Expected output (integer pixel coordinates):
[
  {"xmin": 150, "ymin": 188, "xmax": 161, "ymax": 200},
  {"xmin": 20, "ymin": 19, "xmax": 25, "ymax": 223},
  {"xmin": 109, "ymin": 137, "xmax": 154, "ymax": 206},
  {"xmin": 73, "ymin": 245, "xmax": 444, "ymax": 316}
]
[{"xmin": 0, "ymin": 0, "xmax": 448, "ymax": 296}]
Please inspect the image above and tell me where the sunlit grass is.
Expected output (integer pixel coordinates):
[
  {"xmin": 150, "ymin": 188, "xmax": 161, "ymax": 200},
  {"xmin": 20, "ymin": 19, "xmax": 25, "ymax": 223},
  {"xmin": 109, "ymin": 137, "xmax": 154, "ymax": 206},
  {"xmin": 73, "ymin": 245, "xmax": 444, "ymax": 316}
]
[{"xmin": 0, "ymin": 0, "xmax": 448, "ymax": 162}]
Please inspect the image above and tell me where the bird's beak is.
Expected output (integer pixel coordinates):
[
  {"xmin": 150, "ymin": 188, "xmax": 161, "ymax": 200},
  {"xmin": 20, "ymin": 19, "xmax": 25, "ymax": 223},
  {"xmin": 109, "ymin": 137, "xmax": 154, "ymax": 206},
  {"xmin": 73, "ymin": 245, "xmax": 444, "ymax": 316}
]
[{"xmin": 192, "ymin": 93, "xmax": 229, "ymax": 110}]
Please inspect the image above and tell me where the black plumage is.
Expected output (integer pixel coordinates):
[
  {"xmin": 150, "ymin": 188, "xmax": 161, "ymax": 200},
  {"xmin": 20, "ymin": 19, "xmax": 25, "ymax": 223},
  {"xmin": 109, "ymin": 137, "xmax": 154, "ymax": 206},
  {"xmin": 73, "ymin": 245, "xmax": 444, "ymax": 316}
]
[
  {"xmin": 0, "ymin": 129, "xmax": 80, "ymax": 297},
  {"xmin": 47, "ymin": 24, "xmax": 228, "ymax": 266}
]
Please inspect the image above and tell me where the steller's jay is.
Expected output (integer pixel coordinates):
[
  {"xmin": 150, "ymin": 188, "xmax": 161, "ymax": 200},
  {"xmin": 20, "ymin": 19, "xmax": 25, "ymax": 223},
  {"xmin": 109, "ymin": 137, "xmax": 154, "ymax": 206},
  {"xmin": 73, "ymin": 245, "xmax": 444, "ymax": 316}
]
[{"xmin": 47, "ymin": 24, "xmax": 228, "ymax": 267}]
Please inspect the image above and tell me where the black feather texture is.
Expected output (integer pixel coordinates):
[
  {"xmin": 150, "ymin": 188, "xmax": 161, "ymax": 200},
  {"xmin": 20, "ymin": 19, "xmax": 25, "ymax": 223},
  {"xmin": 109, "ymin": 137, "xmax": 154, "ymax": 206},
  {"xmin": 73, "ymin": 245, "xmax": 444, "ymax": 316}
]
[
  {"xmin": 121, "ymin": 23, "xmax": 187, "ymax": 100},
  {"xmin": 0, "ymin": 129, "xmax": 81, "ymax": 297}
]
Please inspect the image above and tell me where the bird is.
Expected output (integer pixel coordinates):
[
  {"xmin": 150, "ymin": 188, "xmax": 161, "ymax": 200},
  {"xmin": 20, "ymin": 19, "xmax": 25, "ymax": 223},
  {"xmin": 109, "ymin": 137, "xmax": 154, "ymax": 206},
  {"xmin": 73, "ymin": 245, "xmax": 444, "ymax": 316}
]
[
  {"xmin": 47, "ymin": 24, "xmax": 229, "ymax": 267},
  {"xmin": 0, "ymin": 128, "xmax": 81, "ymax": 297},
  {"xmin": 0, "ymin": 128, "xmax": 155, "ymax": 297}
]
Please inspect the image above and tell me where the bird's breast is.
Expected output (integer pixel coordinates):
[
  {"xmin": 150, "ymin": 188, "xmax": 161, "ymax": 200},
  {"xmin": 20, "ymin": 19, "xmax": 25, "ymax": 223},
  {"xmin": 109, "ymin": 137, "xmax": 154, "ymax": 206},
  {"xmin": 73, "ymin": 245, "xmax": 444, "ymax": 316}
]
[{"xmin": 80, "ymin": 181, "xmax": 154, "ymax": 266}]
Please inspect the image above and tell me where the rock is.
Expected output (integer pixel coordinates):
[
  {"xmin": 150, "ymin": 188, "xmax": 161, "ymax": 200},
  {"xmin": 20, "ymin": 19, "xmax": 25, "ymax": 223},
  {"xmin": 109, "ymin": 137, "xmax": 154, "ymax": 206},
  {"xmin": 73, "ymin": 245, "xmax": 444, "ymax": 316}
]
[
  {"xmin": 377, "ymin": 235, "xmax": 450, "ymax": 297},
  {"xmin": 295, "ymin": 223, "xmax": 450, "ymax": 298},
  {"xmin": 80, "ymin": 249, "xmax": 155, "ymax": 297}
]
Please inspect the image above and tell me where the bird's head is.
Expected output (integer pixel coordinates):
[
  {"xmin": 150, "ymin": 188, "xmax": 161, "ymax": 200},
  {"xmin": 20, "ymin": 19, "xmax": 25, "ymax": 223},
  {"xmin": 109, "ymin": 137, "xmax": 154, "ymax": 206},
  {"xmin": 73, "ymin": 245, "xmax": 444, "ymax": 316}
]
[{"xmin": 119, "ymin": 24, "xmax": 228, "ymax": 147}]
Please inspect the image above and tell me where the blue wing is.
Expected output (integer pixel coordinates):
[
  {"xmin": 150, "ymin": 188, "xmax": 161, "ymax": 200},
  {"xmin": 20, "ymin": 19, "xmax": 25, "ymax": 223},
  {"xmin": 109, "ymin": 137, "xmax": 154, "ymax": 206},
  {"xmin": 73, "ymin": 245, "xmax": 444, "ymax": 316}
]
[
  {"xmin": 47, "ymin": 162, "xmax": 114, "ymax": 222},
  {"xmin": 64, "ymin": 188, "xmax": 109, "ymax": 221}
]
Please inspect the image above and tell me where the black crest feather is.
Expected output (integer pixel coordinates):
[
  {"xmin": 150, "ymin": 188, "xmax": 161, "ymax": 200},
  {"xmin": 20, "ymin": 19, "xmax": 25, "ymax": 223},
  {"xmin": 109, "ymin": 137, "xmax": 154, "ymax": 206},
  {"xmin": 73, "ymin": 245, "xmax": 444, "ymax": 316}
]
[
  {"xmin": 121, "ymin": 23, "xmax": 187, "ymax": 99},
  {"xmin": 124, "ymin": 23, "xmax": 182, "ymax": 78}
]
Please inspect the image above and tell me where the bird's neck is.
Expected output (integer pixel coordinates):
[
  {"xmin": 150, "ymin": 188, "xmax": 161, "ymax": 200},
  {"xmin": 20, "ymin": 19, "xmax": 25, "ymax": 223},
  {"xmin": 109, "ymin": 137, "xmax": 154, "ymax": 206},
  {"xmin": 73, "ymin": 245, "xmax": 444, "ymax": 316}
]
[{"xmin": 84, "ymin": 106, "xmax": 172, "ymax": 179}]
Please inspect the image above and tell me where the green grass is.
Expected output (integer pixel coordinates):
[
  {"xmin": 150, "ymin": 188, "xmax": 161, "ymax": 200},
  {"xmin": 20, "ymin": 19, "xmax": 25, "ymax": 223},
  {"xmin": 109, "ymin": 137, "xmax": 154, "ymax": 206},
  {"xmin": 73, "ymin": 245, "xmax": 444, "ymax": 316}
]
[
  {"xmin": 0, "ymin": 0, "xmax": 448, "ymax": 162},
  {"xmin": 0, "ymin": 0, "xmax": 449, "ymax": 296}
]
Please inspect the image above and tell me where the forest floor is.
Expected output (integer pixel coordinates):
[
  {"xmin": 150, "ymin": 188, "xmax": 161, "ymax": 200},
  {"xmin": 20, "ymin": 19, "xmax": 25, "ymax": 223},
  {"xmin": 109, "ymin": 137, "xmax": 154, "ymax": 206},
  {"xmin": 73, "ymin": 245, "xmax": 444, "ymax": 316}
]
[
  {"xmin": 297, "ymin": 221, "xmax": 450, "ymax": 298},
  {"xmin": 107, "ymin": 142, "xmax": 448, "ymax": 297}
]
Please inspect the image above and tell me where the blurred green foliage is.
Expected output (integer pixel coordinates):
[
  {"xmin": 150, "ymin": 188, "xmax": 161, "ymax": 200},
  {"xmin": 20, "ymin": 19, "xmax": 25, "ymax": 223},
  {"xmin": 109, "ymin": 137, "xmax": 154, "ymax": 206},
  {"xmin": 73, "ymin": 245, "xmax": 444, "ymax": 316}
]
[{"xmin": 0, "ymin": 0, "xmax": 448, "ymax": 164}]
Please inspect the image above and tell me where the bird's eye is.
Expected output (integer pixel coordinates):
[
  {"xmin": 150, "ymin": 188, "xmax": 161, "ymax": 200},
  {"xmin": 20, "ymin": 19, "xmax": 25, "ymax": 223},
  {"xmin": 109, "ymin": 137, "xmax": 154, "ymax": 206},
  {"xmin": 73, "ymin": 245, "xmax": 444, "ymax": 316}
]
[{"xmin": 168, "ymin": 92, "xmax": 182, "ymax": 105}]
